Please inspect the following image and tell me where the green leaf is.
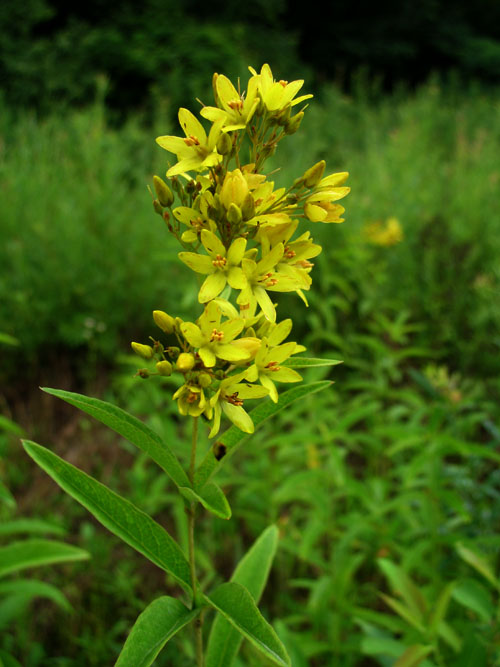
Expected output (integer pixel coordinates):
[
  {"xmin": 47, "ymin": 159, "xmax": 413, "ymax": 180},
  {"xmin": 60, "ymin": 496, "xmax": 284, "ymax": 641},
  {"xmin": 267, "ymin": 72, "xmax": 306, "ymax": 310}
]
[
  {"xmin": 0, "ymin": 480, "xmax": 16, "ymax": 511},
  {"xmin": 428, "ymin": 582, "xmax": 455, "ymax": 637},
  {"xmin": 0, "ymin": 416, "xmax": 24, "ymax": 436},
  {"xmin": 204, "ymin": 582, "xmax": 290, "ymax": 667},
  {"xmin": 0, "ymin": 579, "xmax": 71, "ymax": 612},
  {"xmin": 195, "ymin": 381, "xmax": 331, "ymax": 490},
  {"xmin": 0, "ymin": 650, "xmax": 22, "ymax": 667},
  {"xmin": 377, "ymin": 559, "xmax": 427, "ymax": 618},
  {"xmin": 179, "ymin": 482, "xmax": 231, "ymax": 520},
  {"xmin": 394, "ymin": 644, "xmax": 433, "ymax": 667},
  {"xmin": 282, "ymin": 357, "xmax": 343, "ymax": 368},
  {"xmin": 0, "ymin": 519, "xmax": 66, "ymax": 538},
  {"xmin": 379, "ymin": 594, "xmax": 426, "ymax": 634},
  {"xmin": 0, "ymin": 333, "xmax": 19, "ymax": 347},
  {"xmin": 115, "ymin": 596, "xmax": 199, "ymax": 667},
  {"xmin": 206, "ymin": 525, "xmax": 279, "ymax": 667},
  {"xmin": 456, "ymin": 543, "xmax": 500, "ymax": 591},
  {"xmin": 41, "ymin": 388, "xmax": 190, "ymax": 489},
  {"xmin": 22, "ymin": 440, "xmax": 192, "ymax": 594},
  {"xmin": 452, "ymin": 578, "xmax": 494, "ymax": 623},
  {"xmin": 41, "ymin": 388, "xmax": 221, "ymax": 518},
  {"xmin": 0, "ymin": 539, "xmax": 88, "ymax": 578}
]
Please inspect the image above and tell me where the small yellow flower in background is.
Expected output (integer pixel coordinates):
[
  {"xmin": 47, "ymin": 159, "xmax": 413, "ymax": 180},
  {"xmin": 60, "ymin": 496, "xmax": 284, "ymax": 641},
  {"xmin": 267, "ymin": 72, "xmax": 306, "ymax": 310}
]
[
  {"xmin": 363, "ymin": 217, "xmax": 403, "ymax": 246},
  {"xmin": 156, "ymin": 108, "xmax": 224, "ymax": 177}
]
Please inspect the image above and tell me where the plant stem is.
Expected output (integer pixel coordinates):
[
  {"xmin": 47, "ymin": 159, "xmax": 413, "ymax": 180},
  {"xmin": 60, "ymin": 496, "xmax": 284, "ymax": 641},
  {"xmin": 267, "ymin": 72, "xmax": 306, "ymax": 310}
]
[{"xmin": 188, "ymin": 416, "xmax": 204, "ymax": 666}]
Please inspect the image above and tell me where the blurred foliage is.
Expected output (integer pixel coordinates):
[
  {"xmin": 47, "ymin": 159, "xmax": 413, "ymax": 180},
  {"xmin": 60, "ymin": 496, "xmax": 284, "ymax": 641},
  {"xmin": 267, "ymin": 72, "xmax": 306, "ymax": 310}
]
[{"xmin": 1, "ymin": 0, "xmax": 499, "ymax": 117}]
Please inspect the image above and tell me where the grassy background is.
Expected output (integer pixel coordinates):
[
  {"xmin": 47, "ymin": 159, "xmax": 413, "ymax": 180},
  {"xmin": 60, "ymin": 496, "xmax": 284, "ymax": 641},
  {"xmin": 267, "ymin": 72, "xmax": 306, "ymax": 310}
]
[{"xmin": 1, "ymin": 77, "xmax": 500, "ymax": 665}]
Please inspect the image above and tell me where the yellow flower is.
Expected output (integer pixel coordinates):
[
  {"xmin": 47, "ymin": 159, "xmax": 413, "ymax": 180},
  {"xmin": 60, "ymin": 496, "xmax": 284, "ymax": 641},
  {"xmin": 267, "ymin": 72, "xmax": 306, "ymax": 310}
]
[
  {"xmin": 219, "ymin": 169, "xmax": 249, "ymax": 210},
  {"xmin": 180, "ymin": 301, "xmax": 251, "ymax": 368},
  {"xmin": 303, "ymin": 172, "xmax": 350, "ymax": 223},
  {"xmin": 179, "ymin": 230, "xmax": 247, "ymax": 303},
  {"xmin": 237, "ymin": 244, "xmax": 308, "ymax": 322},
  {"xmin": 156, "ymin": 109, "xmax": 224, "ymax": 177},
  {"xmin": 248, "ymin": 64, "xmax": 313, "ymax": 113},
  {"xmin": 208, "ymin": 371, "xmax": 269, "ymax": 437},
  {"xmin": 173, "ymin": 382, "xmax": 210, "ymax": 418},
  {"xmin": 200, "ymin": 74, "xmax": 260, "ymax": 131},
  {"xmin": 245, "ymin": 319, "xmax": 303, "ymax": 402},
  {"xmin": 363, "ymin": 217, "xmax": 403, "ymax": 246}
]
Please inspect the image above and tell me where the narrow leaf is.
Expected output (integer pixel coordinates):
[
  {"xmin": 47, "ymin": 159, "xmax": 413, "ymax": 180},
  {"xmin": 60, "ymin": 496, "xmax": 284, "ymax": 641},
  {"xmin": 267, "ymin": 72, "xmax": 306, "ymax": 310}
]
[
  {"xmin": 115, "ymin": 596, "xmax": 199, "ymax": 667},
  {"xmin": 22, "ymin": 440, "xmax": 192, "ymax": 594},
  {"xmin": 394, "ymin": 644, "xmax": 433, "ymax": 667},
  {"xmin": 0, "ymin": 579, "xmax": 71, "ymax": 612},
  {"xmin": 0, "ymin": 480, "xmax": 16, "ymax": 510},
  {"xmin": 0, "ymin": 519, "xmax": 66, "ymax": 538},
  {"xmin": 456, "ymin": 543, "xmax": 500, "ymax": 591},
  {"xmin": 205, "ymin": 582, "xmax": 290, "ymax": 667},
  {"xmin": 452, "ymin": 578, "xmax": 494, "ymax": 623},
  {"xmin": 428, "ymin": 582, "xmax": 455, "ymax": 636},
  {"xmin": 195, "ymin": 381, "xmax": 331, "ymax": 490},
  {"xmin": 377, "ymin": 559, "xmax": 427, "ymax": 618},
  {"xmin": 0, "ymin": 539, "xmax": 88, "ymax": 578},
  {"xmin": 282, "ymin": 357, "xmax": 343, "ymax": 368},
  {"xmin": 41, "ymin": 388, "xmax": 190, "ymax": 488},
  {"xmin": 379, "ymin": 594, "xmax": 426, "ymax": 634},
  {"xmin": 179, "ymin": 482, "xmax": 231, "ymax": 520},
  {"xmin": 206, "ymin": 525, "xmax": 279, "ymax": 667}
]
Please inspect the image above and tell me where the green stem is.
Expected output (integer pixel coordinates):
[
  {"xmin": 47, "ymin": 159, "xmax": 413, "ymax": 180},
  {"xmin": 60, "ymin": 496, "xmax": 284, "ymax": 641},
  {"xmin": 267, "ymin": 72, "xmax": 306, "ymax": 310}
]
[{"xmin": 188, "ymin": 416, "xmax": 204, "ymax": 666}]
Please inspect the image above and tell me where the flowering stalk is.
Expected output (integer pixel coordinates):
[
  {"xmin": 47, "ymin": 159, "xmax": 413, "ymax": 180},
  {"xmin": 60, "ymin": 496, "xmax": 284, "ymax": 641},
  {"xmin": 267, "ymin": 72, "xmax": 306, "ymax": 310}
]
[{"xmin": 23, "ymin": 64, "xmax": 349, "ymax": 666}]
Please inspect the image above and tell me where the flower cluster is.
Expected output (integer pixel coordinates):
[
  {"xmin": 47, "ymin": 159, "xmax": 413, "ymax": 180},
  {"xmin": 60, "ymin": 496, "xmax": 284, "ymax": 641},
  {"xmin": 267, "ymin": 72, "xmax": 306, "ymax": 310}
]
[{"xmin": 132, "ymin": 65, "xmax": 350, "ymax": 437}]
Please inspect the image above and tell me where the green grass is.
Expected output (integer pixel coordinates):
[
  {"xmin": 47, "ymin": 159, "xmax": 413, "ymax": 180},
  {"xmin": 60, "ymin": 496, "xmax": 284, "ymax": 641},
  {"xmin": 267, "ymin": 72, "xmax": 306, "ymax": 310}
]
[{"xmin": 2, "ymin": 79, "xmax": 500, "ymax": 665}]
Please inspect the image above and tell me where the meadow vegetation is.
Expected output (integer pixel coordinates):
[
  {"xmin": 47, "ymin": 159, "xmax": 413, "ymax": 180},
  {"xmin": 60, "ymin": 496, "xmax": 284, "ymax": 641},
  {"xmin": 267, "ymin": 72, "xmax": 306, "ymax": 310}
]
[{"xmin": 1, "ymin": 77, "xmax": 500, "ymax": 665}]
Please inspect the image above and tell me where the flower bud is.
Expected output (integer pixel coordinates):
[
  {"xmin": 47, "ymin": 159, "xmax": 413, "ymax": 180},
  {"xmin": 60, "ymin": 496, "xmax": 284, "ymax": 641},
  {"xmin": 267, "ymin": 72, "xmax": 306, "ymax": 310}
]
[
  {"xmin": 285, "ymin": 111, "xmax": 304, "ymax": 135},
  {"xmin": 137, "ymin": 368, "xmax": 150, "ymax": 379},
  {"xmin": 177, "ymin": 352, "xmax": 196, "ymax": 372},
  {"xmin": 220, "ymin": 169, "xmax": 249, "ymax": 209},
  {"xmin": 198, "ymin": 371, "xmax": 212, "ymax": 388},
  {"xmin": 153, "ymin": 199, "xmax": 163, "ymax": 215},
  {"xmin": 153, "ymin": 176, "xmax": 174, "ymax": 207},
  {"xmin": 153, "ymin": 310, "xmax": 175, "ymax": 334},
  {"xmin": 241, "ymin": 192, "xmax": 256, "ymax": 221},
  {"xmin": 302, "ymin": 160, "xmax": 326, "ymax": 188},
  {"xmin": 260, "ymin": 142, "xmax": 276, "ymax": 159},
  {"xmin": 227, "ymin": 203, "xmax": 242, "ymax": 225},
  {"xmin": 131, "ymin": 342, "xmax": 154, "ymax": 360},
  {"xmin": 276, "ymin": 105, "xmax": 291, "ymax": 126},
  {"xmin": 166, "ymin": 346, "xmax": 180, "ymax": 359},
  {"xmin": 156, "ymin": 360, "xmax": 173, "ymax": 376},
  {"xmin": 216, "ymin": 132, "xmax": 233, "ymax": 155},
  {"xmin": 231, "ymin": 336, "xmax": 261, "ymax": 360}
]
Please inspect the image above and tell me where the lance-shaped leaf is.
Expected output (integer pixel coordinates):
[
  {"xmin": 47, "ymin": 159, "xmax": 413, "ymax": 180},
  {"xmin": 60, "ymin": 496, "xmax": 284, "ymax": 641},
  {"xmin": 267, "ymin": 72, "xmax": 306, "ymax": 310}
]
[
  {"xmin": 179, "ymin": 482, "xmax": 231, "ymax": 520},
  {"xmin": 115, "ymin": 596, "xmax": 200, "ymax": 667},
  {"xmin": 206, "ymin": 525, "xmax": 279, "ymax": 667},
  {"xmin": 282, "ymin": 357, "xmax": 343, "ymax": 368},
  {"xmin": 195, "ymin": 381, "xmax": 331, "ymax": 490},
  {"xmin": 0, "ymin": 518, "xmax": 66, "ymax": 538},
  {"xmin": 394, "ymin": 644, "xmax": 433, "ymax": 667},
  {"xmin": 22, "ymin": 441, "xmax": 192, "ymax": 594},
  {"xmin": 204, "ymin": 582, "xmax": 290, "ymax": 667},
  {"xmin": 0, "ymin": 539, "xmax": 88, "ymax": 578},
  {"xmin": 0, "ymin": 579, "xmax": 72, "ymax": 612},
  {"xmin": 41, "ymin": 388, "xmax": 190, "ymax": 489},
  {"xmin": 40, "ymin": 388, "xmax": 225, "ymax": 520}
]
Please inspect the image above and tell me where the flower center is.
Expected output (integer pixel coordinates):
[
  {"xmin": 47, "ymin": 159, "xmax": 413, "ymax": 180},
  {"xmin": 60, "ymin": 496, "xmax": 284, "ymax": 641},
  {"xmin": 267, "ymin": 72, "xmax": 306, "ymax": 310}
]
[
  {"xmin": 227, "ymin": 392, "xmax": 244, "ymax": 406},
  {"xmin": 284, "ymin": 247, "xmax": 296, "ymax": 259},
  {"xmin": 228, "ymin": 100, "xmax": 244, "ymax": 111},
  {"xmin": 210, "ymin": 328, "xmax": 224, "ymax": 342},
  {"xmin": 266, "ymin": 361, "xmax": 281, "ymax": 372},
  {"xmin": 183, "ymin": 135, "xmax": 200, "ymax": 147},
  {"xmin": 212, "ymin": 254, "xmax": 227, "ymax": 269}
]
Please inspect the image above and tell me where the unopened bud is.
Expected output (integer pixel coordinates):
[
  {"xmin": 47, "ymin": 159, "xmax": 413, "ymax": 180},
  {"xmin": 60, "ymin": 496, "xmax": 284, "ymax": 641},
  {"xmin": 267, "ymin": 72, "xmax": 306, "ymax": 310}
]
[
  {"xmin": 156, "ymin": 360, "xmax": 173, "ymax": 376},
  {"xmin": 241, "ymin": 193, "xmax": 256, "ymax": 220},
  {"xmin": 285, "ymin": 111, "xmax": 304, "ymax": 135},
  {"xmin": 303, "ymin": 160, "xmax": 326, "ymax": 188},
  {"xmin": 131, "ymin": 342, "xmax": 154, "ymax": 360},
  {"xmin": 177, "ymin": 352, "xmax": 196, "ymax": 372},
  {"xmin": 174, "ymin": 317, "xmax": 184, "ymax": 331},
  {"xmin": 166, "ymin": 346, "xmax": 180, "ymax": 359},
  {"xmin": 216, "ymin": 132, "xmax": 232, "ymax": 155},
  {"xmin": 260, "ymin": 142, "xmax": 276, "ymax": 159},
  {"xmin": 276, "ymin": 105, "xmax": 291, "ymax": 126},
  {"xmin": 231, "ymin": 336, "xmax": 261, "ymax": 361},
  {"xmin": 137, "ymin": 368, "xmax": 150, "ymax": 379},
  {"xmin": 153, "ymin": 310, "xmax": 175, "ymax": 334},
  {"xmin": 153, "ymin": 176, "xmax": 174, "ymax": 207},
  {"xmin": 153, "ymin": 199, "xmax": 163, "ymax": 215},
  {"xmin": 198, "ymin": 372, "xmax": 212, "ymax": 388},
  {"xmin": 227, "ymin": 203, "xmax": 242, "ymax": 225}
]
